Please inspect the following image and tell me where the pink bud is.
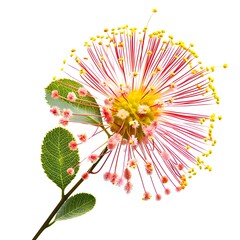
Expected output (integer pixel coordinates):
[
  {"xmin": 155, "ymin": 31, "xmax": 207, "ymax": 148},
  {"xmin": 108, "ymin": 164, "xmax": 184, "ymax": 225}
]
[
  {"xmin": 178, "ymin": 163, "xmax": 184, "ymax": 170},
  {"xmin": 51, "ymin": 90, "xmax": 59, "ymax": 99},
  {"xmin": 124, "ymin": 181, "xmax": 133, "ymax": 193},
  {"xmin": 176, "ymin": 186, "xmax": 182, "ymax": 192},
  {"xmin": 59, "ymin": 118, "xmax": 69, "ymax": 126},
  {"xmin": 102, "ymin": 106, "xmax": 113, "ymax": 124},
  {"xmin": 103, "ymin": 172, "xmax": 112, "ymax": 181},
  {"xmin": 88, "ymin": 153, "xmax": 98, "ymax": 163},
  {"xmin": 156, "ymin": 194, "xmax": 162, "ymax": 201},
  {"xmin": 161, "ymin": 176, "xmax": 168, "ymax": 184},
  {"xmin": 116, "ymin": 177, "xmax": 124, "ymax": 186},
  {"xmin": 62, "ymin": 109, "xmax": 73, "ymax": 119},
  {"xmin": 160, "ymin": 151, "xmax": 171, "ymax": 161},
  {"xmin": 69, "ymin": 140, "xmax": 78, "ymax": 150},
  {"xmin": 77, "ymin": 133, "xmax": 88, "ymax": 143},
  {"xmin": 165, "ymin": 188, "xmax": 171, "ymax": 195},
  {"xmin": 124, "ymin": 168, "xmax": 132, "ymax": 180},
  {"xmin": 110, "ymin": 173, "xmax": 118, "ymax": 184},
  {"xmin": 113, "ymin": 133, "xmax": 122, "ymax": 142},
  {"xmin": 67, "ymin": 168, "xmax": 74, "ymax": 175},
  {"xmin": 50, "ymin": 106, "xmax": 60, "ymax": 116},
  {"xmin": 82, "ymin": 172, "xmax": 89, "ymax": 180},
  {"xmin": 78, "ymin": 87, "xmax": 87, "ymax": 97},
  {"xmin": 67, "ymin": 92, "xmax": 77, "ymax": 102},
  {"xmin": 107, "ymin": 137, "xmax": 118, "ymax": 150}
]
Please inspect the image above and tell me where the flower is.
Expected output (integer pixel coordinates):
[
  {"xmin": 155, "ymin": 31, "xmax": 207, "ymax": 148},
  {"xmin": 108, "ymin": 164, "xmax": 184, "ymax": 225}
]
[{"xmin": 52, "ymin": 11, "xmax": 225, "ymax": 200}]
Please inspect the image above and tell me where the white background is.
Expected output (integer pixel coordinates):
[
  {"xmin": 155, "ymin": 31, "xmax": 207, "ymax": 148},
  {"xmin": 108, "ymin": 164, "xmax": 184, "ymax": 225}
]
[{"xmin": 1, "ymin": 0, "xmax": 240, "ymax": 239}]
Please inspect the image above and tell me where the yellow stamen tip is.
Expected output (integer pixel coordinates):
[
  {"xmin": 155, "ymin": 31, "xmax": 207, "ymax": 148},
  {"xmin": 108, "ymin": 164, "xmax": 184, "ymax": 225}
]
[{"xmin": 133, "ymin": 72, "xmax": 138, "ymax": 77}]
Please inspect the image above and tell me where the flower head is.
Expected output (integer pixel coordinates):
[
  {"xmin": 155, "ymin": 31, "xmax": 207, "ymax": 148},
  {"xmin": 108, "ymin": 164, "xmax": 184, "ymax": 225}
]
[{"xmin": 51, "ymin": 11, "xmax": 225, "ymax": 200}]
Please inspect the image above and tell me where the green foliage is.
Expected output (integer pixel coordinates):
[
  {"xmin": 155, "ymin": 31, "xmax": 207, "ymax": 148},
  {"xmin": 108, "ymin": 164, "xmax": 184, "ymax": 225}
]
[
  {"xmin": 55, "ymin": 193, "xmax": 96, "ymax": 221},
  {"xmin": 45, "ymin": 79, "xmax": 102, "ymax": 125},
  {"xmin": 41, "ymin": 127, "xmax": 80, "ymax": 190}
]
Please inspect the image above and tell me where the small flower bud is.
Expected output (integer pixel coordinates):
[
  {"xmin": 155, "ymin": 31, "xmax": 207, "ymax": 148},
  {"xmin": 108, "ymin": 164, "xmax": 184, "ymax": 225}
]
[
  {"xmin": 67, "ymin": 92, "xmax": 77, "ymax": 102},
  {"xmin": 82, "ymin": 172, "xmax": 89, "ymax": 180},
  {"xmin": 69, "ymin": 140, "xmax": 78, "ymax": 150},
  {"xmin": 50, "ymin": 106, "xmax": 60, "ymax": 116},
  {"xmin": 67, "ymin": 168, "xmax": 74, "ymax": 175},
  {"xmin": 78, "ymin": 87, "xmax": 88, "ymax": 96},
  {"xmin": 51, "ymin": 90, "xmax": 59, "ymax": 99}
]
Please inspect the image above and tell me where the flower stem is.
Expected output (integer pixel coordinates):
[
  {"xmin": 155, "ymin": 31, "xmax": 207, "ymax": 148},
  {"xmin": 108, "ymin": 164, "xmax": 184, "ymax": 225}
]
[{"xmin": 32, "ymin": 147, "xmax": 108, "ymax": 240}]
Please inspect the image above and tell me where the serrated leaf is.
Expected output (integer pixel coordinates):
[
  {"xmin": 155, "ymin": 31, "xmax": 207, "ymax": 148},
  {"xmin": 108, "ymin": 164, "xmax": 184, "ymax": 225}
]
[
  {"xmin": 41, "ymin": 127, "xmax": 79, "ymax": 190},
  {"xmin": 45, "ymin": 79, "xmax": 102, "ymax": 125},
  {"xmin": 55, "ymin": 193, "xmax": 96, "ymax": 221}
]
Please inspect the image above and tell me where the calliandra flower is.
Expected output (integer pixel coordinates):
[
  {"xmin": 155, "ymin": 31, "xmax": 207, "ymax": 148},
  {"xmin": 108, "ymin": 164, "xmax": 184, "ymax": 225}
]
[{"xmin": 53, "ymin": 9, "xmax": 226, "ymax": 200}]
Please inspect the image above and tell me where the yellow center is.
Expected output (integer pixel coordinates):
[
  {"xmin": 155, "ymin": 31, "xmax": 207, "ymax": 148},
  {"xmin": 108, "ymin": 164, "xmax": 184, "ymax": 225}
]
[{"xmin": 110, "ymin": 88, "xmax": 161, "ymax": 140}]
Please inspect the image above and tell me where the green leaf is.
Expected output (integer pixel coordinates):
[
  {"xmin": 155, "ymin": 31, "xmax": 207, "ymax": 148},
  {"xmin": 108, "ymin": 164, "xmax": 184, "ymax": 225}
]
[
  {"xmin": 45, "ymin": 78, "xmax": 102, "ymax": 125},
  {"xmin": 41, "ymin": 127, "xmax": 80, "ymax": 190},
  {"xmin": 55, "ymin": 193, "xmax": 96, "ymax": 221}
]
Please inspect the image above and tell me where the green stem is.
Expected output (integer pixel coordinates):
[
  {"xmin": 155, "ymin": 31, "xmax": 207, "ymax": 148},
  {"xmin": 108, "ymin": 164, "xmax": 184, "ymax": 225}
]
[{"xmin": 32, "ymin": 147, "xmax": 108, "ymax": 240}]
